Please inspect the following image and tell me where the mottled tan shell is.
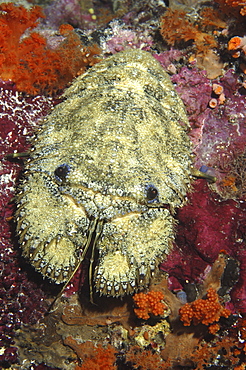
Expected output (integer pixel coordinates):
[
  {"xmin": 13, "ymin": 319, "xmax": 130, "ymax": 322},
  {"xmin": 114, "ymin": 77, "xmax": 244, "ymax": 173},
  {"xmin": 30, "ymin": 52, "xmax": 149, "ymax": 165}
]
[{"xmin": 16, "ymin": 49, "xmax": 192, "ymax": 297}]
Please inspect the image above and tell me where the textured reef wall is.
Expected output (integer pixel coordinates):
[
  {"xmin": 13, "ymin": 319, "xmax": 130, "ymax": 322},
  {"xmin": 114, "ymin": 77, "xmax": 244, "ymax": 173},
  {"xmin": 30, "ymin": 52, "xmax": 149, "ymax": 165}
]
[{"xmin": 0, "ymin": 0, "xmax": 246, "ymax": 369}]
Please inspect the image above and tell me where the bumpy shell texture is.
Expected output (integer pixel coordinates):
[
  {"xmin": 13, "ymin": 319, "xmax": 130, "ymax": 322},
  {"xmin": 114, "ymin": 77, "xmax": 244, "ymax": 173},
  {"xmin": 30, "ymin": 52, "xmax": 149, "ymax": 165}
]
[{"xmin": 16, "ymin": 49, "xmax": 192, "ymax": 297}]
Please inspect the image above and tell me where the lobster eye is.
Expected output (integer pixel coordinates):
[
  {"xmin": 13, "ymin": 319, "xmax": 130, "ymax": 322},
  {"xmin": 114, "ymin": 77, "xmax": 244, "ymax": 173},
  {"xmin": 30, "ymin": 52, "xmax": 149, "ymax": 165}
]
[
  {"xmin": 146, "ymin": 185, "xmax": 159, "ymax": 202},
  {"xmin": 54, "ymin": 164, "xmax": 70, "ymax": 182}
]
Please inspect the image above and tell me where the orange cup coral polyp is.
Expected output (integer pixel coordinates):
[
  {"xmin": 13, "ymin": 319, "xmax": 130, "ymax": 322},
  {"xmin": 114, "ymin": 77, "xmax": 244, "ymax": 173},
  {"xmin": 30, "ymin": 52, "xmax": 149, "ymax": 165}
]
[
  {"xmin": 133, "ymin": 291, "xmax": 168, "ymax": 320},
  {"xmin": 179, "ymin": 288, "xmax": 231, "ymax": 333},
  {"xmin": 0, "ymin": 3, "xmax": 101, "ymax": 95}
]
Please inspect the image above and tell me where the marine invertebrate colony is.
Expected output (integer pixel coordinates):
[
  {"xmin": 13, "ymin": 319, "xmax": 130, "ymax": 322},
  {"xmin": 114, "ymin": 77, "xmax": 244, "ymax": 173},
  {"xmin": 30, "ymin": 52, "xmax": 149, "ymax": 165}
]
[
  {"xmin": 15, "ymin": 49, "xmax": 192, "ymax": 298},
  {"xmin": 133, "ymin": 291, "xmax": 167, "ymax": 320},
  {"xmin": 159, "ymin": 8, "xmax": 219, "ymax": 56},
  {"xmin": 179, "ymin": 287, "xmax": 231, "ymax": 333},
  {"xmin": 0, "ymin": 3, "xmax": 100, "ymax": 95},
  {"xmin": 64, "ymin": 337, "xmax": 117, "ymax": 370},
  {"xmin": 215, "ymin": 0, "xmax": 246, "ymax": 16}
]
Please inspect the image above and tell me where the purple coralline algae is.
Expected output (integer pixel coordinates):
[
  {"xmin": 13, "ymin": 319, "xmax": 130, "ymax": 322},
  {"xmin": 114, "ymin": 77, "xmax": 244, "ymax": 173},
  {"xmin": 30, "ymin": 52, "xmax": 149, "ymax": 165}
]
[
  {"xmin": 0, "ymin": 80, "xmax": 57, "ymax": 366},
  {"xmin": 43, "ymin": 0, "xmax": 97, "ymax": 29},
  {"xmin": 171, "ymin": 66, "xmax": 246, "ymax": 187}
]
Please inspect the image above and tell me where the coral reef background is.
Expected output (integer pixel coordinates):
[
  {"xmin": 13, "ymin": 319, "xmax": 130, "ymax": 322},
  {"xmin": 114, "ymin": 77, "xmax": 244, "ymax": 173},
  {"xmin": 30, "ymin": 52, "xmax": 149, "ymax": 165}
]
[{"xmin": 0, "ymin": 0, "xmax": 246, "ymax": 369}]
